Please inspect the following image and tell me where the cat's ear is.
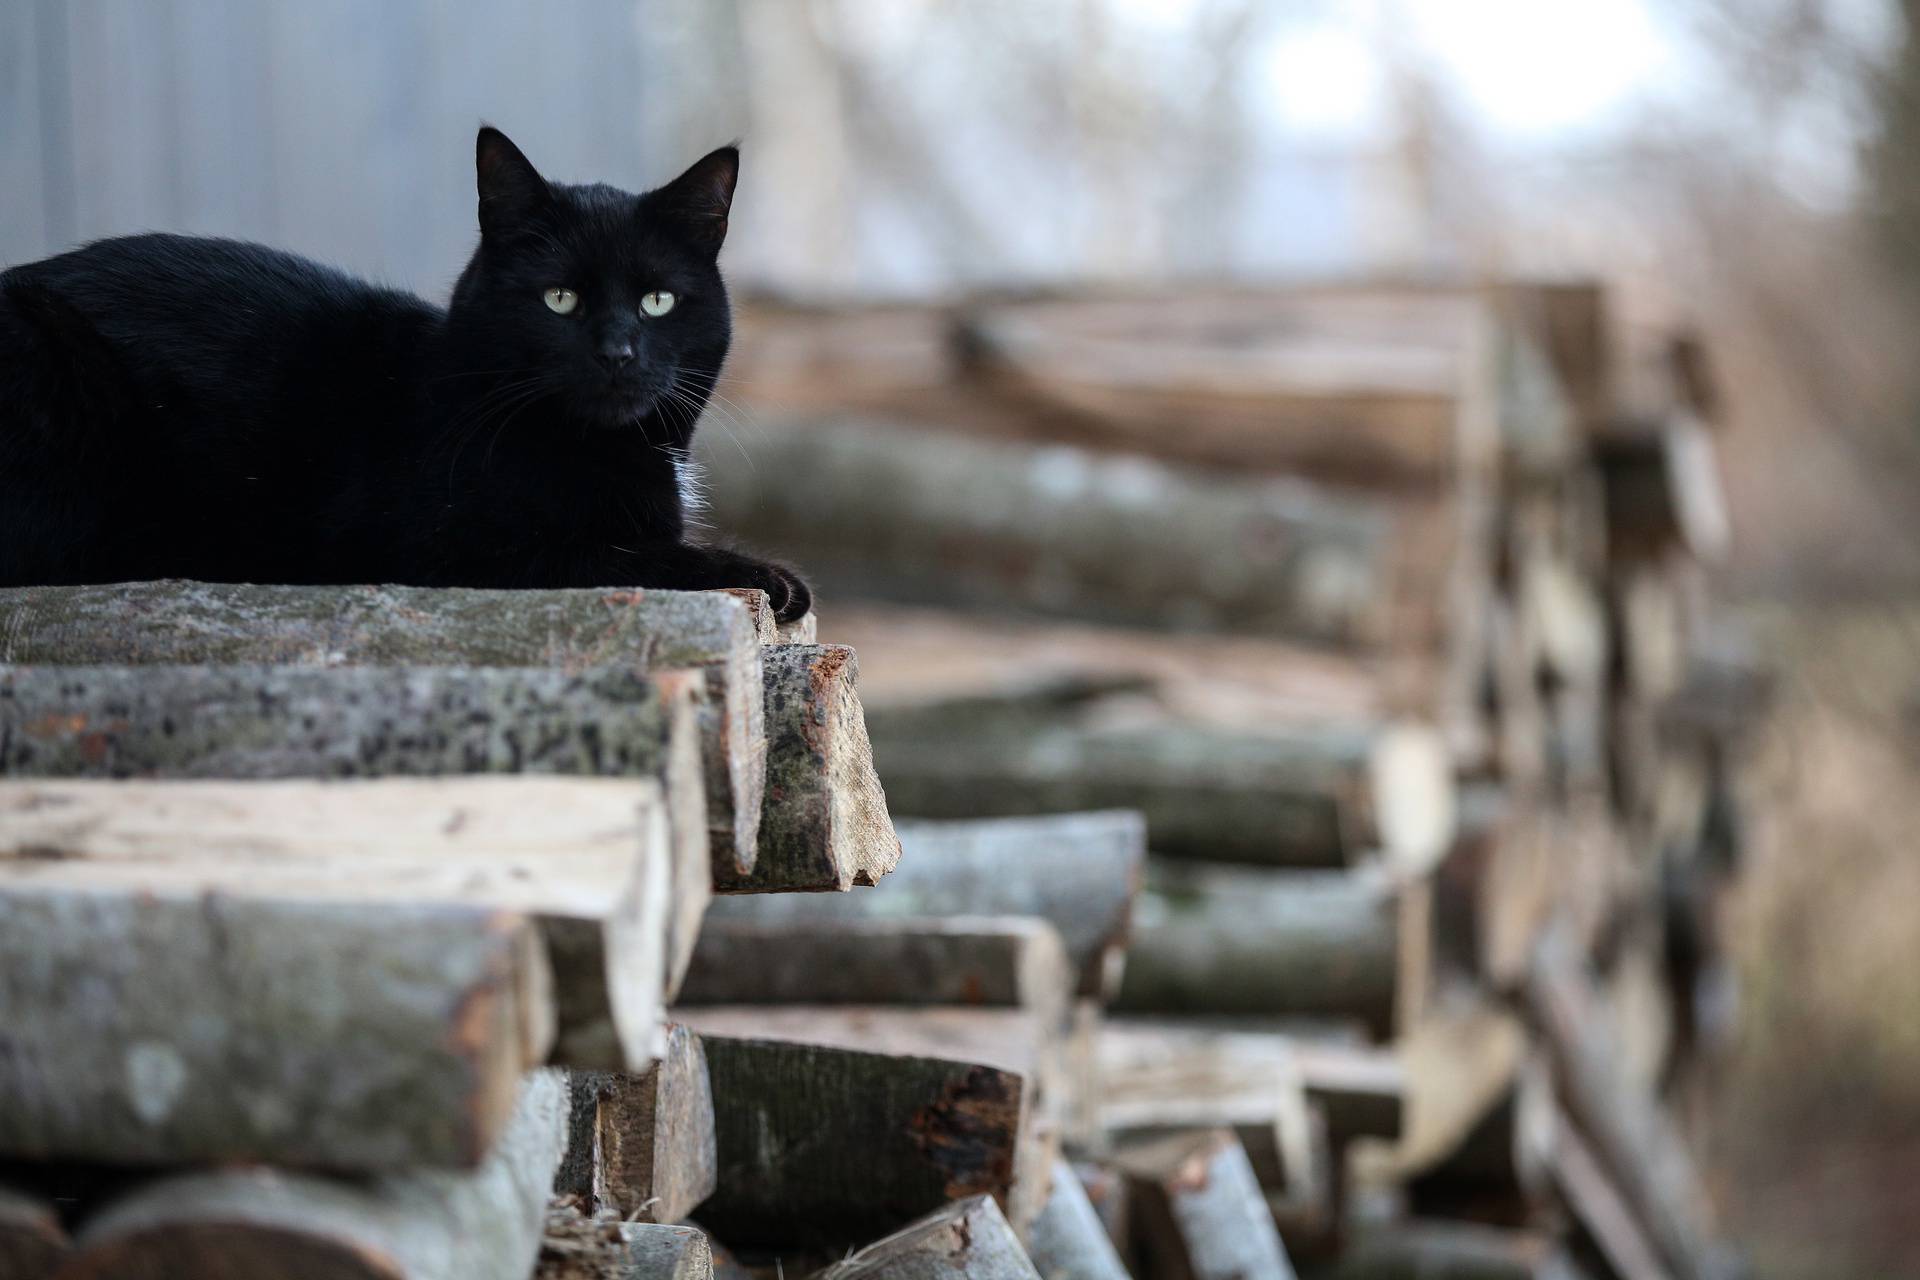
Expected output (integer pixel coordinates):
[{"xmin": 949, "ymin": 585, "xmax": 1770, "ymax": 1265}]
[
  {"xmin": 648, "ymin": 145, "xmax": 738, "ymax": 252},
  {"xmin": 475, "ymin": 126, "xmax": 551, "ymax": 239}
]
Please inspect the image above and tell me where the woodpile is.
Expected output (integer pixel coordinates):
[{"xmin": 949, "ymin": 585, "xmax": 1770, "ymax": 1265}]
[{"xmin": 0, "ymin": 279, "xmax": 1761, "ymax": 1278}]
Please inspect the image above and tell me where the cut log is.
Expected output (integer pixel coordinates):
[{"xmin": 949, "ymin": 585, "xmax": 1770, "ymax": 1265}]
[
  {"xmin": 720, "ymin": 645, "xmax": 899, "ymax": 893},
  {"xmin": 1526, "ymin": 927, "xmax": 1725, "ymax": 1280},
  {"xmin": 559, "ymin": 1025, "xmax": 717, "ymax": 1223},
  {"xmin": 1542, "ymin": 1115, "xmax": 1666, "ymax": 1280},
  {"xmin": 1069, "ymin": 1162, "xmax": 1132, "ymax": 1258},
  {"xmin": 1309, "ymin": 1220, "xmax": 1575, "ymax": 1280},
  {"xmin": 694, "ymin": 416, "xmax": 1404, "ymax": 649},
  {"xmin": 810, "ymin": 1196, "xmax": 1040, "ymax": 1280},
  {"xmin": 867, "ymin": 708, "xmax": 1455, "ymax": 872},
  {"xmin": 0, "ymin": 580, "xmax": 766, "ymax": 882},
  {"xmin": 537, "ymin": 1207, "xmax": 716, "ymax": 1280},
  {"xmin": 0, "ymin": 876, "xmax": 550, "ymax": 1169},
  {"xmin": 1028, "ymin": 1160, "xmax": 1130, "ymax": 1280},
  {"xmin": 0, "ymin": 1185, "xmax": 68, "ymax": 1280},
  {"xmin": 59, "ymin": 1070, "xmax": 568, "ymax": 1280},
  {"xmin": 706, "ymin": 811, "xmax": 1144, "ymax": 999},
  {"xmin": 1113, "ymin": 1129, "xmax": 1297, "ymax": 1280},
  {"xmin": 1115, "ymin": 863, "xmax": 1429, "ymax": 1040},
  {"xmin": 677, "ymin": 917, "xmax": 1070, "ymax": 1023},
  {"xmin": 0, "ymin": 663, "xmax": 709, "ymax": 1004},
  {"xmin": 677, "ymin": 1007, "xmax": 1049, "ymax": 1251},
  {"xmin": 0, "ymin": 775, "xmax": 672, "ymax": 1075}
]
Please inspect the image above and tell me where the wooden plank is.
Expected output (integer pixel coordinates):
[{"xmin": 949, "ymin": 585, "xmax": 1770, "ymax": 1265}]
[
  {"xmin": 1113, "ymin": 1130, "xmax": 1296, "ymax": 1280},
  {"xmin": 678, "ymin": 1007, "xmax": 1049, "ymax": 1252},
  {"xmin": 0, "ymin": 774, "xmax": 672, "ymax": 1072},
  {"xmin": 811, "ymin": 1196, "xmax": 1039, "ymax": 1280},
  {"xmin": 706, "ymin": 811, "xmax": 1143, "ymax": 999},
  {"xmin": 59, "ymin": 1071, "xmax": 568, "ymax": 1280},
  {"xmin": 678, "ymin": 917, "xmax": 1070, "ymax": 1023},
  {"xmin": 558, "ymin": 1025, "xmax": 718, "ymax": 1224},
  {"xmin": 719, "ymin": 644, "xmax": 899, "ymax": 892},
  {"xmin": 0, "ymin": 580, "xmax": 767, "ymax": 882},
  {"xmin": 0, "ymin": 663, "xmax": 708, "ymax": 1008},
  {"xmin": 0, "ymin": 1185, "xmax": 68, "ymax": 1280},
  {"xmin": 1028, "ymin": 1159, "xmax": 1130, "ymax": 1280},
  {"xmin": 1115, "ymin": 863, "xmax": 1425, "ymax": 1040}
]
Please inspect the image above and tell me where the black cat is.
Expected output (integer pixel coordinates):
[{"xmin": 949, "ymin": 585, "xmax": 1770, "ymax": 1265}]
[{"xmin": 0, "ymin": 127, "xmax": 810, "ymax": 619}]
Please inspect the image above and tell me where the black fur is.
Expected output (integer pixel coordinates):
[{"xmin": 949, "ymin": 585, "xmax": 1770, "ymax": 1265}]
[{"xmin": 0, "ymin": 127, "xmax": 810, "ymax": 619}]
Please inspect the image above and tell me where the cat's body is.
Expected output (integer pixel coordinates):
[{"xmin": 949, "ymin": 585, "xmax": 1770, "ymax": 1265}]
[{"xmin": 0, "ymin": 129, "xmax": 810, "ymax": 616}]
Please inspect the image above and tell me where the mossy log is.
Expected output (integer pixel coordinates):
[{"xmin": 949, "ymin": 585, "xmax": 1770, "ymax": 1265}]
[
  {"xmin": 0, "ymin": 663, "xmax": 709, "ymax": 1005},
  {"xmin": 678, "ymin": 1008, "xmax": 1046, "ymax": 1253},
  {"xmin": 695, "ymin": 416, "xmax": 1401, "ymax": 648},
  {"xmin": 57, "ymin": 1070, "xmax": 567, "ymax": 1280},
  {"xmin": 0, "ymin": 580, "xmax": 767, "ymax": 880},
  {"xmin": 677, "ymin": 917, "xmax": 1070, "ymax": 1022},
  {"xmin": 720, "ymin": 645, "xmax": 899, "ymax": 893},
  {"xmin": 1113, "ymin": 1130, "xmax": 1296, "ymax": 1280},
  {"xmin": 1115, "ymin": 863, "xmax": 1429, "ymax": 1041},
  {"xmin": 865, "ymin": 713, "xmax": 1454, "ymax": 873},
  {"xmin": 536, "ymin": 1207, "xmax": 715, "ymax": 1280},
  {"xmin": 0, "ymin": 1186, "xmax": 68, "ymax": 1280},
  {"xmin": 557, "ymin": 1025, "xmax": 718, "ymax": 1224},
  {"xmin": 811, "ymin": 1196, "xmax": 1039, "ymax": 1280},
  {"xmin": 1027, "ymin": 1160, "xmax": 1131, "ymax": 1280},
  {"xmin": 706, "ymin": 811, "xmax": 1144, "ymax": 999}
]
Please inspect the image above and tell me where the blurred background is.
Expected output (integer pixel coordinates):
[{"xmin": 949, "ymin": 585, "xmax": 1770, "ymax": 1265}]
[{"xmin": 5, "ymin": 2, "xmax": 1919, "ymax": 1274}]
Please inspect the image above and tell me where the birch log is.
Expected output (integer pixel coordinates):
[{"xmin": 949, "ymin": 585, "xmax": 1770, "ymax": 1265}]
[
  {"xmin": 678, "ymin": 1008, "xmax": 1048, "ymax": 1251},
  {"xmin": 0, "ymin": 1186, "xmax": 68, "ymax": 1280},
  {"xmin": 695, "ymin": 416, "xmax": 1401, "ymax": 648},
  {"xmin": 1113, "ymin": 1130, "xmax": 1297, "ymax": 1280},
  {"xmin": 59, "ymin": 1071, "xmax": 566, "ymax": 1280},
  {"xmin": 0, "ymin": 663, "xmax": 708, "ymax": 1003},
  {"xmin": 811, "ymin": 1196, "xmax": 1040, "ymax": 1280},
  {"xmin": 0, "ymin": 580, "xmax": 766, "ymax": 879},
  {"xmin": 1115, "ymin": 864, "xmax": 1429, "ymax": 1040},
  {"xmin": 719, "ymin": 645, "xmax": 899, "ymax": 893},
  {"xmin": 706, "ymin": 811, "xmax": 1144, "ymax": 998},
  {"xmin": 865, "ymin": 713, "xmax": 1454, "ymax": 873}
]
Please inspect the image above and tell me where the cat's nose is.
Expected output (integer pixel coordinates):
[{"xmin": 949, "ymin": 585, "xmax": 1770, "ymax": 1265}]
[{"xmin": 595, "ymin": 340, "xmax": 635, "ymax": 373}]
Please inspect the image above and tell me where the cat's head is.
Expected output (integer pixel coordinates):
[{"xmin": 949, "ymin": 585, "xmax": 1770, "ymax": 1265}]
[{"xmin": 448, "ymin": 127, "xmax": 736, "ymax": 445}]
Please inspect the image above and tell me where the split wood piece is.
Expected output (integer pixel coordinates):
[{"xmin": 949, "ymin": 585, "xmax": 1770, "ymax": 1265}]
[
  {"xmin": 1095, "ymin": 1021, "xmax": 1322, "ymax": 1206},
  {"xmin": 0, "ymin": 1185, "xmax": 68, "ymax": 1280},
  {"xmin": 676, "ymin": 1007, "xmax": 1052, "ymax": 1251},
  {"xmin": 1113, "ymin": 1130, "xmax": 1297, "ymax": 1280},
  {"xmin": 1069, "ymin": 1163, "xmax": 1131, "ymax": 1258},
  {"xmin": 728, "ymin": 589, "xmax": 818, "ymax": 647},
  {"xmin": 1028, "ymin": 1160, "xmax": 1130, "ymax": 1280},
  {"xmin": 1311, "ymin": 1220, "xmax": 1578, "ymax": 1280},
  {"xmin": 0, "ymin": 774, "xmax": 671, "ymax": 1075},
  {"xmin": 59, "ymin": 1070, "xmax": 568, "ymax": 1280},
  {"xmin": 810, "ymin": 1195, "xmax": 1040, "ymax": 1280},
  {"xmin": 0, "ymin": 662, "xmax": 709, "ymax": 1006},
  {"xmin": 0, "ymin": 579, "xmax": 767, "ymax": 882},
  {"xmin": 1115, "ymin": 863, "xmax": 1431, "ymax": 1041},
  {"xmin": 677, "ymin": 917, "xmax": 1070, "ymax": 1025},
  {"xmin": 719, "ymin": 645, "xmax": 899, "ymax": 893},
  {"xmin": 0, "ymin": 876, "xmax": 550, "ymax": 1170},
  {"xmin": 1526, "ymin": 927, "xmax": 1724, "ymax": 1280},
  {"xmin": 557, "ymin": 1025, "xmax": 717, "ymax": 1223},
  {"xmin": 537, "ymin": 1206, "xmax": 715, "ymax": 1280},
  {"xmin": 1542, "ymin": 1113, "xmax": 1667, "ymax": 1280},
  {"xmin": 706, "ymin": 811, "xmax": 1144, "ymax": 999},
  {"xmin": 693, "ymin": 415, "xmax": 1402, "ymax": 649},
  {"xmin": 866, "ymin": 709, "xmax": 1456, "ymax": 873}
]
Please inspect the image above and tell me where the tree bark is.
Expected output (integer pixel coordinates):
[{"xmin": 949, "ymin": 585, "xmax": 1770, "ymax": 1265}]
[
  {"xmin": 59, "ymin": 1070, "xmax": 568, "ymax": 1280},
  {"xmin": 1112, "ymin": 1130, "xmax": 1297, "ymax": 1280},
  {"xmin": 0, "ymin": 580, "xmax": 766, "ymax": 881},
  {"xmin": 0, "ymin": 663, "xmax": 708, "ymax": 1008},
  {"xmin": 1114, "ymin": 863, "xmax": 1425, "ymax": 1041},
  {"xmin": 676, "ymin": 1008, "xmax": 1046, "ymax": 1253},
  {"xmin": 707, "ymin": 811, "xmax": 1143, "ymax": 999},
  {"xmin": 718, "ymin": 645, "xmax": 899, "ymax": 893},
  {"xmin": 1313, "ymin": 1220, "xmax": 1573, "ymax": 1280},
  {"xmin": 810, "ymin": 1196, "xmax": 1039, "ymax": 1280}
]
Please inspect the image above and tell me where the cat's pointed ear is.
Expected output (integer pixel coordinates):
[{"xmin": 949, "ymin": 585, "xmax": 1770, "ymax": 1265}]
[
  {"xmin": 649, "ymin": 145, "xmax": 738, "ymax": 252},
  {"xmin": 475, "ymin": 126, "xmax": 551, "ymax": 239}
]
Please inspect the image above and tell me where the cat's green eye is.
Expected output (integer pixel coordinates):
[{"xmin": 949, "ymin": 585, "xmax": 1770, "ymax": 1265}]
[
  {"xmin": 543, "ymin": 287, "xmax": 579, "ymax": 315},
  {"xmin": 640, "ymin": 290, "xmax": 676, "ymax": 318}
]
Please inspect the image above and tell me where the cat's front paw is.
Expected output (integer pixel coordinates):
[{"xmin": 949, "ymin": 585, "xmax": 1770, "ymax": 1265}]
[{"xmin": 757, "ymin": 561, "xmax": 812, "ymax": 623}]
